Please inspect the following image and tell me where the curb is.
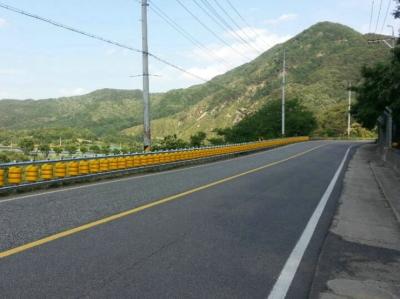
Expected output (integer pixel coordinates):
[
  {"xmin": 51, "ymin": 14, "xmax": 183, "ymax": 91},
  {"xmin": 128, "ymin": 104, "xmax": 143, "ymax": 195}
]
[{"xmin": 369, "ymin": 162, "xmax": 400, "ymax": 224}]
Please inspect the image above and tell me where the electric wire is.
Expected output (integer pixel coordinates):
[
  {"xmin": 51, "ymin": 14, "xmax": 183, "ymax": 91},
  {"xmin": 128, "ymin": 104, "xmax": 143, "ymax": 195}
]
[
  {"xmin": 375, "ymin": 0, "xmax": 383, "ymax": 33},
  {"xmin": 0, "ymin": 1, "xmax": 219, "ymax": 85},
  {"xmin": 211, "ymin": 0, "xmax": 263, "ymax": 52},
  {"xmin": 195, "ymin": 0, "xmax": 261, "ymax": 53},
  {"xmin": 369, "ymin": 0, "xmax": 375, "ymax": 33},
  {"xmin": 380, "ymin": 0, "xmax": 392, "ymax": 33},
  {"xmin": 175, "ymin": 0, "xmax": 251, "ymax": 60},
  {"xmin": 224, "ymin": 0, "xmax": 272, "ymax": 47},
  {"xmin": 149, "ymin": 1, "xmax": 233, "ymax": 68}
]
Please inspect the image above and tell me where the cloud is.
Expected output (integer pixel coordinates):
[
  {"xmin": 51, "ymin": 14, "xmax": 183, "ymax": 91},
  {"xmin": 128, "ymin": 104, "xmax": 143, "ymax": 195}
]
[
  {"xmin": 0, "ymin": 18, "xmax": 7, "ymax": 28},
  {"xmin": 264, "ymin": 14, "xmax": 298, "ymax": 25},
  {"xmin": 176, "ymin": 27, "xmax": 291, "ymax": 84},
  {"xmin": 58, "ymin": 87, "xmax": 88, "ymax": 97}
]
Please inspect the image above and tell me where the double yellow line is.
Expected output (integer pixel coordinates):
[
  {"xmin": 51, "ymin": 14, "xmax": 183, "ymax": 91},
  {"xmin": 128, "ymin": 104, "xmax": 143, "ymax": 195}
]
[{"xmin": 0, "ymin": 144, "xmax": 324, "ymax": 259}]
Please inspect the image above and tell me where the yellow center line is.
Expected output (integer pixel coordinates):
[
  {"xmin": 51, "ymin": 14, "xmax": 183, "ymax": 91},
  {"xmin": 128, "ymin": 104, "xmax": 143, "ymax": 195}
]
[{"xmin": 0, "ymin": 144, "xmax": 325, "ymax": 259}]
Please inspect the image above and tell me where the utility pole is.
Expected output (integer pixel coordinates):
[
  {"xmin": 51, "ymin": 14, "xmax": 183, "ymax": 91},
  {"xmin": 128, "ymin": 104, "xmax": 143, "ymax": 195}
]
[
  {"xmin": 347, "ymin": 82, "xmax": 352, "ymax": 137},
  {"xmin": 387, "ymin": 25, "xmax": 395, "ymax": 48},
  {"xmin": 141, "ymin": 0, "xmax": 151, "ymax": 151},
  {"xmin": 281, "ymin": 48, "xmax": 286, "ymax": 137}
]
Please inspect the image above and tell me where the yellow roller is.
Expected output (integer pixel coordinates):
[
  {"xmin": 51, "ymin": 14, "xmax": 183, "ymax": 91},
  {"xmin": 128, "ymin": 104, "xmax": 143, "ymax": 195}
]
[
  {"xmin": 55, "ymin": 162, "xmax": 67, "ymax": 178},
  {"xmin": 67, "ymin": 161, "xmax": 79, "ymax": 176},
  {"xmin": 0, "ymin": 168, "xmax": 4, "ymax": 187},
  {"xmin": 8, "ymin": 167, "xmax": 22, "ymax": 185},
  {"xmin": 25, "ymin": 165, "xmax": 39, "ymax": 182},
  {"xmin": 41, "ymin": 164, "xmax": 53, "ymax": 180}
]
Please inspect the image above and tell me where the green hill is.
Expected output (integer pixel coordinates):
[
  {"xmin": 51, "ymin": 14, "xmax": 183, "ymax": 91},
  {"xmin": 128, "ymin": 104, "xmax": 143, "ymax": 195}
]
[{"xmin": 0, "ymin": 22, "xmax": 391, "ymax": 143}]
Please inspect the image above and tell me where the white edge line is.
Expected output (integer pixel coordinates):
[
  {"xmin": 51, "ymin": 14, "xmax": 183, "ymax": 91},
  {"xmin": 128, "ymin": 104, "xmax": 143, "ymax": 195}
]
[
  {"xmin": 0, "ymin": 142, "xmax": 309, "ymax": 204},
  {"xmin": 267, "ymin": 146, "xmax": 352, "ymax": 299}
]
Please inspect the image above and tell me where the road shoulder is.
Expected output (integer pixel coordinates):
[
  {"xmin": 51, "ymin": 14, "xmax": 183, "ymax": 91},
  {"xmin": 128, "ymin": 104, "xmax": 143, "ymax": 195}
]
[{"xmin": 309, "ymin": 144, "xmax": 400, "ymax": 299}]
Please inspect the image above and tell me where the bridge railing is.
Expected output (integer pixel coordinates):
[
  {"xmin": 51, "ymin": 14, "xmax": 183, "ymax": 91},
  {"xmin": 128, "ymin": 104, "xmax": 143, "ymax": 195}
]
[{"xmin": 0, "ymin": 137, "xmax": 309, "ymax": 189}]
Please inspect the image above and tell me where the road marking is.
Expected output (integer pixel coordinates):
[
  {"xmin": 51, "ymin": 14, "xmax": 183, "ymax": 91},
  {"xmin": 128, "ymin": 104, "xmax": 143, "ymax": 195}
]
[
  {"xmin": 267, "ymin": 147, "xmax": 351, "ymax": 299},
  {"xmin": 0, "ymin": 144, "xmax": 325, "ymax": 259},
  {"xmin": 0, "ymin": 142, "xmax": 308, "ymax": 204}
]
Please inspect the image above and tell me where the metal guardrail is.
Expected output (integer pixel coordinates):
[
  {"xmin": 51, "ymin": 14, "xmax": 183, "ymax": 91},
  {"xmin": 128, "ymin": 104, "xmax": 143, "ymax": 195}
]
[{"xmin": 0, "ymin": 137, "xmax": 309, "ymax": 190}]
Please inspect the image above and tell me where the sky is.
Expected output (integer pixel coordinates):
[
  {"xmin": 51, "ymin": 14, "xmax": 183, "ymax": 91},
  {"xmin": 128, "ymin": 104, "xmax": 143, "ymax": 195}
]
[{"xmin": 0, "ymin": 0, "xmax": 399, "ymax": 99}]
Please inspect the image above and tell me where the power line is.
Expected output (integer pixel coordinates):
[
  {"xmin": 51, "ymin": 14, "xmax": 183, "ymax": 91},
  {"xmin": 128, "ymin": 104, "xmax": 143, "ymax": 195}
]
[
  {"xmin": 211, "ymin": 0, "xmax": 263, "ymax": 52},
  {"xmin": 192, "ymin": 0, "xmax": 247, "ymax": 51},
  {"xmin": 149, "ymin": 1, "xmax": 233, "ymax": 68},
  {"xmin": 369, "ymin": 0, "xmax": 375, "ymax": 33},
  {"xmin": 175, "ymin": 0, "xmax": 250, "ymax": 60},
  {"xmin": 0, "ymin": 2, "xmax": 141, "ymax": 55},
  {"xmin": 224, "ymin": 0, "xmax": 272, "ymax": 48},
  {"xmin": 375, "ymin": 0, "xmax": 383, "ymax": 33},
  {"xmin": 195, "ymin": 0, "xmax": 261, "ymax": 53},
  {"xmin": 0, "ymin": 1, "xmax": 218, "ymax": 85},
  {"xmin": 380, "ymin": 0, "xmax": 392, "ymax": 33}
]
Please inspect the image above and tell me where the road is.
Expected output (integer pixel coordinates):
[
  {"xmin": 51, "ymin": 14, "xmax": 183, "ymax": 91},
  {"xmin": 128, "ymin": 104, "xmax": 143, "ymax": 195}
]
[{"xmin": 0, "ymin": 141, "xmax": 356, "ymax": 298}]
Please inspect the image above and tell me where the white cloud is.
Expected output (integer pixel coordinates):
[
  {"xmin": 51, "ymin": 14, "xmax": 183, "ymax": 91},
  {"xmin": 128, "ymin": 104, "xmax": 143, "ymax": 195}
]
[
  {"xmin": 264, "ymin": 14, "xmax": 298, "ymax": 25},
  {"xmin": 175, "ymin": 27, "xmax": 291, "ymax": 84},
  {"xmin": 0, "ymin": 18, "xmax": 7, "ymax": 28},
  {"xmin": 58, "ymin": 87, "xmax": 88, "ymax": 97}
]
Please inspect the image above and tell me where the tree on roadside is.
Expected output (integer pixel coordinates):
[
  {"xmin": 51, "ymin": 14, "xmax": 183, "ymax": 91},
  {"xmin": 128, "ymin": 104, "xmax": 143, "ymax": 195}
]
[
  {"xmin": 101, "ymin": 145, "xmax": 110, "ymax": 155},
  {"xmin": 217, "ymin": 99, "xmax": 317, "ymax": 143},
  {"xmin": 395, "ymin": 0, "xmax": 400, "ymax": 19},
  {"xmin": 65, "ymin": 144, "xmax": 77, "ymax": 156},
  {"xmin": 190, "ymin": 131, "xmax": 207, "ymax": 147},
  {"xmin": 80, "ymin": 146, "xmax": 88, "ymax": 155},
  {"xmin": 18, "ymin": 138, "xmax": 34, "ymax": 155},
  {"xmin": 208, "ymin": 137, "xmax": 225, "ymax": 145},
  {"xmin": 38, "ymin": 144, "xmax": 51, "ymax": 158},
  {"xmin": 89, "ymin": 145, "xmax": 101, "ymax": 154},
  {"xmin": 112, "ymin": 148, "xmax": 121, "ymax": 155},
  {"xmin": 352, "ymin": 5, "xmax": 400, "ymax": 132},
  {"xmin": 53, "ymin": 146, "xmax": 63, "ymax": 156},
  {"xmin": 154, "ymin": 134, "xmax": 188, "ymax": 150}
]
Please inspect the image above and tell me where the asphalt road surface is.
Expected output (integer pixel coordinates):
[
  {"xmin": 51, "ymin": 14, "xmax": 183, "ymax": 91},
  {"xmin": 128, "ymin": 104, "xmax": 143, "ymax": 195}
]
[{"xmin": 0, "ymin": 141, "xmax": 357, "ymax": 298}]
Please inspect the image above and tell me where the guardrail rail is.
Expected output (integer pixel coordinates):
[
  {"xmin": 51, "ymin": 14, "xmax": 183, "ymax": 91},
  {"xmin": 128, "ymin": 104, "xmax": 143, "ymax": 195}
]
[{"xmin": 0, "ymin": 137, "xmax": 309, "ymax": 191}]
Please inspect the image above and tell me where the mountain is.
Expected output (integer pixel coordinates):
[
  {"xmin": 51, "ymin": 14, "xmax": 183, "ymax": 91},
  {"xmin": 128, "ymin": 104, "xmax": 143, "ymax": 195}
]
[{"xmin": 0, "ymin": 22, "xmax": 391, "ymax": 142}]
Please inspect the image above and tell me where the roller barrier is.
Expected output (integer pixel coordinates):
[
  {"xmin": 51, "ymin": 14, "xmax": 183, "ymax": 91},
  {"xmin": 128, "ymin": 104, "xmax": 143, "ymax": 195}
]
[{"xmin": 0, "ymin": 137, "xmax": 309, "ymax": 191}]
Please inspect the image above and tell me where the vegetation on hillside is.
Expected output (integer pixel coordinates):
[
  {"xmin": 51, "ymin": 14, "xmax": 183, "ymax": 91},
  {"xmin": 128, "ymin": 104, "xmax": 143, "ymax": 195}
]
[
  {"xmin": 215, "ymin": 99, "xmax": 317, "ymax": 143},
  {"xmin": 352, "ymin": 3, "xmax": 400, "ymax": 143},
  {"xmin": 0, "ymin": 22, "xmax": 388, "ymax": 149}
]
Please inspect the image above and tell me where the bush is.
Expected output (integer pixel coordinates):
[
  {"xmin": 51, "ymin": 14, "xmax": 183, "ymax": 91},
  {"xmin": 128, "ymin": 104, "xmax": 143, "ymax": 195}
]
[
  {"xmin": 190, "ymin": 131, "xmax": 207, "ymax": 147},
  {"xmin": 218, "ymin": 99, "xmax": 317, "ymax": 143}
]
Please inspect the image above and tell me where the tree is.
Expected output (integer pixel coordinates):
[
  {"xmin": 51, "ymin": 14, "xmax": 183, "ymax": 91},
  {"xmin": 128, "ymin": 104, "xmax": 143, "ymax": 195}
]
[
  {"xmin": 121, "ymin": 147, "xmax": 129, "ymax": 154},
  {"xmin": 80, "ymin": 146, "xmax": 88, "ymax": 155},
  {"xmin": 218, "ymin": 99, "xmax": 317, "ymax": 143},
  {"xmin": 317, "ymin": 103, "xmax": 348, "ymax": 137},
  {"xmin": 53, "ymin": 146, "xmax": 63, "ymax": 156},
  {"xmin": 38, "ymin": 143, "xmax": 51, "ymax": 158},
  {"xmin": 65, "ymin": 144, "xmax": 77, "ymax": 155},
  {"xmin": 154, "ymin": 134, "xmax": 188, "ymax": 150},
  {"xmin": 190, "ymin": 131, "xmax": 207, "ymax": 147},
  {"xmin": 394, "ymin": 0, "xmax": 400, "ymax": 19},
  {"xmin": 352, "ymin": 47, "xmax": 400, "ymax": 130},
  {"xmin": 101, "ymin": 145, "xmax": 110, "ymax": 155},
  {"xmin": 89, "ymin": 145, "xmax": 101, "ymax": 154},
  {"xmin": 0, "ymin": 153, "xmax": 10, "ymax": 163},
  {"xmin": 208, "ymin": 137, "xmax": 225, "ymax": 145},
  {"xmin": 112, "ymin": 148, "xmax": 121, "ymax": 155},
  {"xmin": 18, "ymin": 138, "xmax": 34, "ymax": 155}
]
